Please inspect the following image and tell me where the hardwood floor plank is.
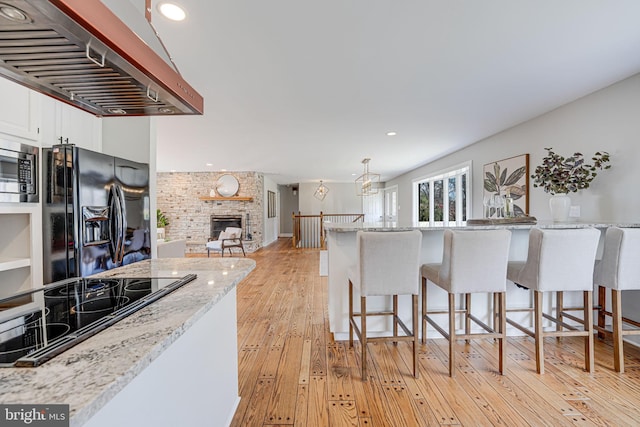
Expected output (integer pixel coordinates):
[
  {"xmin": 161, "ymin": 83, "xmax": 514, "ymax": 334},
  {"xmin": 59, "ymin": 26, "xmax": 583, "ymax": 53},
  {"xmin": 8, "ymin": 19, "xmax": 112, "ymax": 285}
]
[
  {"xmin": 343, "ymin": 344, "xmax": 374, "ymax": 420},
  {"xmin": 299, "ymin": 339, "xmax": 312, "ymax": 386},
  {"xmin": 232, "ymin": 378, "xmax": 275, "ymax": 427},
  {"xmin": 294, "ymin": 385, "xmax": 309, "ymax": 427},
  {"xmin": 328, "ymin": 400, "xmax": 359, "ymax": 427},
  {"xmin": 238, "ymin": 346, "xmax": 263, "ymax": 396},
  {"xmin": 307, "ymin": 375, "xmax": 329, "ymax": 427},
  {"xmin": 265, "ymin": 335, "xmax": 305, "ymax": 424},
  {"xmin": 310, "ymin": 324, "xmax": 327, "ymax": 376},
  {"xmin": 326, "ymin": 342, "xmax": 356, "ymax": 401}
]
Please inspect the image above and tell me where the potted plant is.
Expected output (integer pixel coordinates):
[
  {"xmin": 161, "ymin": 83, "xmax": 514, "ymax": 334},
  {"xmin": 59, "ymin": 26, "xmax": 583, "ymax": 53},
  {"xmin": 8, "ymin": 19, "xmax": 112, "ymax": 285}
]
[
  {"xmin": 531, "ymin": 147, "xmax": 611, "ymax": 221},
  {"xmin": 157, "ymin": 209, "xmax": 169, "ymax": 240}
]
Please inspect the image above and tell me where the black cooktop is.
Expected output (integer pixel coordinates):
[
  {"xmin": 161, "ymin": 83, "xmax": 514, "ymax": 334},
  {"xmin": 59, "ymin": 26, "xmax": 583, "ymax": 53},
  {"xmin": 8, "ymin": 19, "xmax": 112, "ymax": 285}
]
[{"xmin": 0, "ymin": 274, "xmax": 196, "ymax": 367}]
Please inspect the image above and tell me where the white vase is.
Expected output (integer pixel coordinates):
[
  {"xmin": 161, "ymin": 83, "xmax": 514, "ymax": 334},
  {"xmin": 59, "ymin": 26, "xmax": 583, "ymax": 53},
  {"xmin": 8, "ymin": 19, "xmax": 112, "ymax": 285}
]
[{"xmin": 549, "ymin": 194, "xmax": 571, "ymax": 222}]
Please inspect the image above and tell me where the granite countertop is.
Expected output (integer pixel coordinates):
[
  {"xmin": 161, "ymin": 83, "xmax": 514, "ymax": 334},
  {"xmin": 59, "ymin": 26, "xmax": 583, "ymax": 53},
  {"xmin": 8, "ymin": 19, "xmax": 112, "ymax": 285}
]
[
  {"xmin": 323, "ymin": 221, "xmax": 640, "ymax": 232},
  {"xmin": 0, "ymin": 257, "xmax": 255, "ymax": 426}
]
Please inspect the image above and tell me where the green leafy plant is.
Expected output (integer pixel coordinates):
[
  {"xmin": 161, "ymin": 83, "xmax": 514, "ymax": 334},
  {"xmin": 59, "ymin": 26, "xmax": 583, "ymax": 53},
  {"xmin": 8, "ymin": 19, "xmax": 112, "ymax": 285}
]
[
  {"xmin": 531, "ymin": 147, "xmax": 611, "ymax": 194},
  {"xmin": 157, "ymin": 209, "xmax": 169, "ymax": 228}
]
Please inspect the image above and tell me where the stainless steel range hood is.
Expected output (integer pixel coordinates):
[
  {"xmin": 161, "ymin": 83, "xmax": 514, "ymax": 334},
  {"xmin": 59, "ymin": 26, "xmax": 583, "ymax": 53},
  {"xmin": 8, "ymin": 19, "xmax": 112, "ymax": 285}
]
[{"xmin": 0, "ymin": 0, "xmax": 203, "ymax": 116}]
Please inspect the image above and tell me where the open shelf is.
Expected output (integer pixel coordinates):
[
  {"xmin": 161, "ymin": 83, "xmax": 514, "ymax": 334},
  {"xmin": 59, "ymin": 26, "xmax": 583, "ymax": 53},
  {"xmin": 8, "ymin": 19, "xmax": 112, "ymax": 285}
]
[
  {"xmin": 0, "ymin": 257, "xmax": 31, "ymax": 272},
  {"xmin": 198, "ymin": 196, "xmax": 253, "ymax": 202}
]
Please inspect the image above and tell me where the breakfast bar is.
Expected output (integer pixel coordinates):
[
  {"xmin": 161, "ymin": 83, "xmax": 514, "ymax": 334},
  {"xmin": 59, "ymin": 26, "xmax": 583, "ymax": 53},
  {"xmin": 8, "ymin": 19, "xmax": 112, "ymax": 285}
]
[
  {"xmin": 324, "ymin": 221, "xmax": 640, "ymax": 340},
  {"xmin": 0, "ymin": 257, "xmax": 255, "ymax": 427}
]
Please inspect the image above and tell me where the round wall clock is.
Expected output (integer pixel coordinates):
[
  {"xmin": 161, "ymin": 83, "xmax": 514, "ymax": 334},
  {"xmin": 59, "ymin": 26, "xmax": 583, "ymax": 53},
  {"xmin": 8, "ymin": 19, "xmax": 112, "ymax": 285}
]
[{"xmin": 216, "ymin": 174, "xmax": 239, "ymax": 197}]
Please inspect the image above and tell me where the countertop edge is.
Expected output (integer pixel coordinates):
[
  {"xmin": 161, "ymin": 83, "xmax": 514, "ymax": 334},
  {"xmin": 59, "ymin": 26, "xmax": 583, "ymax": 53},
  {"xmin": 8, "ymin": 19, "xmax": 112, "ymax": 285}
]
[{"xmin": 323, "ymin": 221, "xmax": 640, "ymax": 232}]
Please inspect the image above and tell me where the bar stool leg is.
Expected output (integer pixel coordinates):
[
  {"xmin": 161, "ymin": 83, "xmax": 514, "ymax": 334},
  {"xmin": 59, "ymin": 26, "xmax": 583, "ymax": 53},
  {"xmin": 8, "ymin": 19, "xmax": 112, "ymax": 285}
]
[
  {"xmin": 612, "ymin": 289, "xmax": 624, "ymax": 373},
  {"xmin": 534, "ymin": 290, "xmax": 544, "ymax": 374},
  {"xmin": 584, "ymin": 291, "xmax": 594, "ymax": 373},
  {"xmin": 421, "ymin": 278, "xmax": 428, "ymax": 344},
  {"xmin": 412, "ymin": 294, "xmax": 419, "ymax": 378},
  {"xmin": 448, "ymin": 293, "xmax": 456, "ymax": 377},
  {"xmin": 493, "ymin": 293, "xmax": 499, "ymax": 335},
  {"xmin": 393, "ymin": 295, "xmax": 399, "ymax": 344},
  {"xmin": 597, "ymin": 285, "xmax": 607, "ymax": 341},
  {"xmin": 498, "ymin": 291, "xmax": 507, "ymax": 375},
  {"xmin": 349, "ymin": 280, "xmax": 354, "ymax": 347},
  {"xmin": 361, "ymin": 295, "xmax": 368, "ymax": 381},
  {"xmin": 556, "ymin": 291, "xmax": 564, "ymax": 341},
  {"xmin": 465, "ymin": 293, "xmax": 471, "ymax": 344}
]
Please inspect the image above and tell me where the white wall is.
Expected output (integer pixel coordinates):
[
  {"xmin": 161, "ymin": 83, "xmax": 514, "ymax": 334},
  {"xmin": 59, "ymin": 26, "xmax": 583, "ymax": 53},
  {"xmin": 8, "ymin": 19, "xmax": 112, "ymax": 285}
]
[
  {"xmin": 387, "ymin": 73, "xmax": 640, "ymax": 225},
  {"xmin": 298, "ymin": 182, "xmax": 363, "ymax": 215},
  {"xmin": 263, "ymin": 176, "xmax": 279, "ymax": 246},
  {"xmin": 102, "ymin": 116, "xmax": 152, "ymax": 164}
]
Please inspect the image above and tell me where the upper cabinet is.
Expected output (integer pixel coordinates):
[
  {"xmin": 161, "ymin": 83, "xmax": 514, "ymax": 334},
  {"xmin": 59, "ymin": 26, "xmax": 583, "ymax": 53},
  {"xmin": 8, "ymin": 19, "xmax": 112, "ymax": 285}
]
[
  {"xmin": 40, "ymin": 95, "xmax": 103, "ymax": 151},
  {"xmin": 0, "ymin": 78, "xmax": 40, "ymax": 142},
  {"xmin": 0, "ymin": 78, "xmax": 102, "ymax": 151}
]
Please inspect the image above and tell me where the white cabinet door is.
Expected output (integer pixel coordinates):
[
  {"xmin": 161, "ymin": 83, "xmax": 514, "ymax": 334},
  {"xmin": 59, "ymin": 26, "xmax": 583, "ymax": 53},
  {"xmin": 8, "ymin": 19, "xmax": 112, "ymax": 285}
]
[
  {"xmin": 40, "ymin": 95, "xmax": 102, "ymax": 150},
  {"xmin": 0, "ymin": 78, "xmax": 40, "ymax": 142},
  {"xmin": 57, "ymin": 102, "xmax": 103, "ymax": 150}
]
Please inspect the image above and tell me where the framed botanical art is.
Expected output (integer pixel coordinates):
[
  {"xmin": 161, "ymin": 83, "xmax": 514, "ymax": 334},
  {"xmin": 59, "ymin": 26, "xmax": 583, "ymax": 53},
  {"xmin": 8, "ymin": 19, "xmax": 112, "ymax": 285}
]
[{"xmin": 483, "ymin": 154, "xmax": 529, "ymax": 217}]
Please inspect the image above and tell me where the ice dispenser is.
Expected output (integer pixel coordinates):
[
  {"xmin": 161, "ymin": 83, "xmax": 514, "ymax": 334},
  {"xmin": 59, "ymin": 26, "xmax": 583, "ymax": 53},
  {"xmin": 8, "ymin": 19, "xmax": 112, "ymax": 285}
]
[{"xmin": 82, "ymin": 207, "xmax": 109, "ymax": 245}]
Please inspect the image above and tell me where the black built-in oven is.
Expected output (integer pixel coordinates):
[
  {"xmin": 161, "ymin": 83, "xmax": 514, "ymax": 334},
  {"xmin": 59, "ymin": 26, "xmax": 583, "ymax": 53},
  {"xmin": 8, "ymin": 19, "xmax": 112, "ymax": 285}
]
[{"xmin": 0, "ymin": 139, "xmax": 38, "ymax": 203}]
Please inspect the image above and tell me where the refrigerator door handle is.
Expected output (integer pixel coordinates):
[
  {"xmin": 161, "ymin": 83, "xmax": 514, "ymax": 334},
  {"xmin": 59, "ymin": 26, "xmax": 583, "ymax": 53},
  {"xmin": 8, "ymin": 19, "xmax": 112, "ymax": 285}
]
[
  {"xmin": 109, "ymin": 184, "xmax": 124, "ymax": 265},
  {"xmin": 115, "ymin": 184, "xmax": 128, "ymax": 263}
]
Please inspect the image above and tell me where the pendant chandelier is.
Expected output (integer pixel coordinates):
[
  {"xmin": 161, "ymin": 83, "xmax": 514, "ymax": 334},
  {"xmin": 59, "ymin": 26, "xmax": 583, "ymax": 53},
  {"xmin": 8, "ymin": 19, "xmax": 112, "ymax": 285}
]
[
  {"xmin": 355, "ymin": 158, "xmax": 380, "ymax": 196},
  {"xmin": 314, "ymin": 180, "xmax": 329, "ymax": 201}
]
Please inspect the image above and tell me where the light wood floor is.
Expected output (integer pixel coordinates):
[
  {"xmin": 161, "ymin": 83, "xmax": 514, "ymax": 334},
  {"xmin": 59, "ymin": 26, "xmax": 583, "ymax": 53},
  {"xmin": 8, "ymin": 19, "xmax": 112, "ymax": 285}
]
[{"xmin": 212, "ymin": 238, "xmax": 640, "ymax": 426}]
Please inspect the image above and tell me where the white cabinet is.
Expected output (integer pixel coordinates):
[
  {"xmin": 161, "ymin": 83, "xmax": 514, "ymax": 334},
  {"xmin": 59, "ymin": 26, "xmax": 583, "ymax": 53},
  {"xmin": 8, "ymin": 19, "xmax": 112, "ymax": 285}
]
[
  {"xmin": 0, "ymin": 206, "xmax": 41, "ymax": 304},
  {"xmin": 39, "ymin": 95, "xmax": 103, "ymax": 151},
  {"xmin": 0, "ymin": 78, "xmax": 40, "ymax": 142}
]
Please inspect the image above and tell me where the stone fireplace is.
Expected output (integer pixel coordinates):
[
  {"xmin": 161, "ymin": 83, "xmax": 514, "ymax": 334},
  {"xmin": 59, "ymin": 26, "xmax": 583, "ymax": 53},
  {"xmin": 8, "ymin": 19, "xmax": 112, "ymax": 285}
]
[{"xmin": 156, "ymin": 171, "xmax": 263, "ymax": 254}]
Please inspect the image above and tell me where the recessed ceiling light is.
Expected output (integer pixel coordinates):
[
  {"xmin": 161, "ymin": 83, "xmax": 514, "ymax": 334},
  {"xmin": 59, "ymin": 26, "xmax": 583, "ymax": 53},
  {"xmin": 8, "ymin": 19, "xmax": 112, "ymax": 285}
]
[
  {"xmin": 0, "ymin": 4, "xmax": 30, "ymax": 22},
  {"xmin": 386, "ymin": 131, "xmax": 397, "ymax": 136},
  {"xmin": 158, "ymin": 2, "xmax": 186, "ymax": 21},
  {"xmin": 206, "ymin": 163, "xmax": 213, "ymax": 167}
]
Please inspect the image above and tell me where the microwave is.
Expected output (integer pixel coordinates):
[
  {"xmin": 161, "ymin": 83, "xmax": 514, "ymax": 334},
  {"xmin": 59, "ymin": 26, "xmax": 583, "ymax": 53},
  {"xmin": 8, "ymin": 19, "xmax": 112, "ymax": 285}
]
[{"xmin": 0, "ymin": 140, "xmax": 38, "ymax": 203}]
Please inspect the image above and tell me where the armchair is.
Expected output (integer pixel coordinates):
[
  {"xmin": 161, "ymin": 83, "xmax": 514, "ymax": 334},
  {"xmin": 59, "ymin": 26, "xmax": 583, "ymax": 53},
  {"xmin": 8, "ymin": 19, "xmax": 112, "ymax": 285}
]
[{"xmin": 206, "ymin": 227, "xmax": 245, "ymax": 257}]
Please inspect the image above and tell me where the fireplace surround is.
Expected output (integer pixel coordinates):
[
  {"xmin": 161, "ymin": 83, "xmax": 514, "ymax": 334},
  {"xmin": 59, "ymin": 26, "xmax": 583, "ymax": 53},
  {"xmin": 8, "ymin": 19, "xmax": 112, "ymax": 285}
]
[{"xmin": 211, "ymin": 215, "xmax": 243, "ymax": 240}]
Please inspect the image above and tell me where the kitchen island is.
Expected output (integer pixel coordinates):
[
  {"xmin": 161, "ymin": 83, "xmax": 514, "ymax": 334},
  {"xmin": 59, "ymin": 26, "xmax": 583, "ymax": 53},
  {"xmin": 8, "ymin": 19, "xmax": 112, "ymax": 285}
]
[
  {"xmin": 324, "ymin": 221, "xmax": 640, "ymax": 340},
  {"xmin": 0, "ymin": 257, "xmax": 255, "ymax": 427}
]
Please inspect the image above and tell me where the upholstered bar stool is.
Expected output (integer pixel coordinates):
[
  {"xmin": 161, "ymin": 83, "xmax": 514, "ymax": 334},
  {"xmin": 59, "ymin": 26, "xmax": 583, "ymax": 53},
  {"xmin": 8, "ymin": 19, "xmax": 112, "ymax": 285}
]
[
  {"xmin": 421, "ymin": 229, "xmax": 511, "ymax": 377},
  {"xmin": 506, "ymin": 227, "xmax": 600, "ymax": 374},
  {"xmin": 348, "ymin": 230, "xmax": 422, "ymax": 381},
  {"xmin": 594, "ymin": 227, "xmax": 640, "ymax": 373}
]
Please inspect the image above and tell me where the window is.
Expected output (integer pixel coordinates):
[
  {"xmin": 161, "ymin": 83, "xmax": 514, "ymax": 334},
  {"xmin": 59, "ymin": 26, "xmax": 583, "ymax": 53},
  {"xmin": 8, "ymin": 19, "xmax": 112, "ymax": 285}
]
[{"xmin": 414, "ymin": 162, "xmax": 471, "ymax": 226}]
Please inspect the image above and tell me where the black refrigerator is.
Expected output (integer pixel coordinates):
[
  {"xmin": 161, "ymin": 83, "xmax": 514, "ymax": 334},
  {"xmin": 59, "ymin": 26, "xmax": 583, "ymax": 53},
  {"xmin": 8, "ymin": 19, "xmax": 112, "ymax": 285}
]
[{"xmin": 42, "ymin": 145, "xmax": 151, "ymax": 283}]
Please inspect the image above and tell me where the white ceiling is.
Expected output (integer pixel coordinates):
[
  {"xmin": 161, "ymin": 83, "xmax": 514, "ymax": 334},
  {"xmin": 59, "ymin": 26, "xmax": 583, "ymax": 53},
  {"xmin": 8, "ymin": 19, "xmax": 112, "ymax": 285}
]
[{"xmin": 150, "ymin": 0, "xmax": 640, "ymax": 185}]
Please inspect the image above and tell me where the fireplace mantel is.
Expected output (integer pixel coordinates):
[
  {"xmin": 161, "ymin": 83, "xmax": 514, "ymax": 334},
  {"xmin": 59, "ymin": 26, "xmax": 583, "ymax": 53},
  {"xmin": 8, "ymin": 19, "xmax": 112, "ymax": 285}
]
[{"xmin": 198, "ymin": 196, "xmax": 253, "ymax": 202}]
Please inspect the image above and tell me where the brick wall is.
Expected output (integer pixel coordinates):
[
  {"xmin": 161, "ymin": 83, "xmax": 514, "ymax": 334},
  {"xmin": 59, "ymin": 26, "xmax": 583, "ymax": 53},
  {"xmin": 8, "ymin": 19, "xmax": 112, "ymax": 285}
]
[{"xmin": 157, "ymin": 172, "xmax": 264, "ymax": 254}]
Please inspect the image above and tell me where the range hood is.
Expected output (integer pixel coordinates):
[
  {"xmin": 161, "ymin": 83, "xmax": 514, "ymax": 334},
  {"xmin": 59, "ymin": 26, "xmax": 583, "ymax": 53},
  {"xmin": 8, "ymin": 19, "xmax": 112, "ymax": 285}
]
[{"xmin": 0, "ymin": 0, "xmax": 203, "ymax": 116}]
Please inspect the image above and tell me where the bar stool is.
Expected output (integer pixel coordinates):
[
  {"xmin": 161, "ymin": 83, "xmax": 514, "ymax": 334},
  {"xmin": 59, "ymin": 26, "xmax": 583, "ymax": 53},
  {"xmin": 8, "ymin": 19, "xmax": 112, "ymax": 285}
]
[
  {"xmin": 507, "ymin": 227, "xmax": 600, "ymax": 374},
  {"xmin": 348, "ymin": 230, "xmax": 422, "ymax": 381},
  {"xmin": 594, "ymin": 227, "xmax": 640, "ymax": 373},
  {"xmin": 422, "ymin": 229, "xmax": 511, "ymax": 377}
]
